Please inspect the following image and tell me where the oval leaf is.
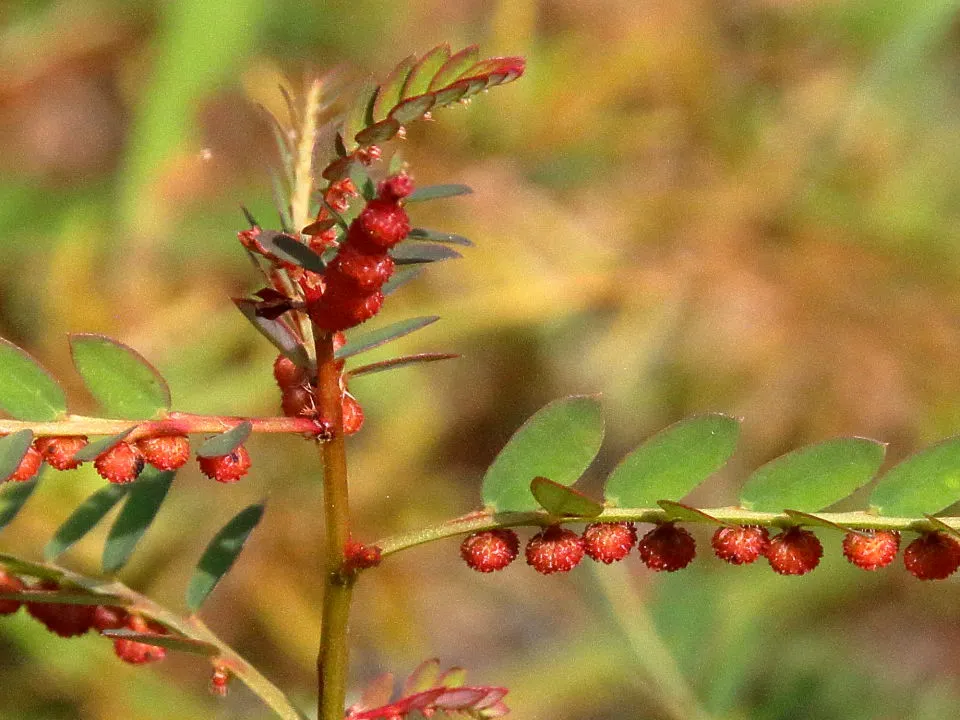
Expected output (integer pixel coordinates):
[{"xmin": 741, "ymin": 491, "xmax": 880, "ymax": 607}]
[
  {"xmin": 102, "ymin": 468, "xmax": 175, "ymax": 573},
  {"xmin": 390, "ymin": 244, "xmax": 462, "ymax": 264},
  {"xmin": 530, "ymin": 476, "xmax": 603, "ymax": 517},
  {"xmin": 387, "ymin": 94, "xmax": 436, "ymax": 126},
  {"xmin": 336, "ymin": 316, "xmax": 439, "ymax": 360},
  {"xmin": 428, "ymin": 45, "xmax": 480, "ymax": 91},
  {"xmin": 372, "ymin": 55, "xmax": 416, "ymax": 122},
  {"xmin": 405, "ymin": 184, "xmax": 473, "ymax": 204},
  {"xmin": 70, "ymin": 334, "xmax": 171, "ymax": 420},
  {"xmin": 102, "ymin": 629, "xmax": 219, "ymax": 657},
  {"xmin": 186, "ymin": 502, "xmax": 265, "ymax": 612},
  {"xmin": 265, "ymin": 233, "xmax": 327, "ymax": 273},
  {"xmin": 233, "ymin": 299, "xmax": 311, "ymax": 370},
  {"xmin": 44, "ymin": 484, "xmax": 132, "ymax": 560},
  {"xmin": 72, "ymin": 427, "xmax": 138, "ymax": 462},
  {"xmin": 482, "ymin": 396, "xmax": 604, "ymax": 513},
  {"xmin": 739, "ymin": 437, "xmax": 885, "ymax": 513},
  {"xmin": 0, "ymin": 338, "xmax": 67, "ymax": 420},
  {"xmin": 355, "ymin": 118, "xmax": 402, "ymax": 146},
  {"xmin": 401, "ymin": 45, "xmax": 451, "ymax": 100},
  {"xmin": 408, "ymin": 228, "xmax": 473, "ymax": 246},
  {"xmin": 870, "ymin": 436, "xmax": 960, "ymax": 516},
  {"xmin": 382, "ymin": 266, "xmax": 424, "ymax": 296},
  {"xmin": 196, "ymin": 421, "xmax": 253, "ymax": 458},
  {"xmin": 342, "ymin": 80, "xmax": 378, "ymax": 152},
  {"xmin": 0, "ymin": 472, "xmax": 40, "ymax": 531},
  {"xmin": 657, "ymin": 500, "xmax": 723, "ymax": 525},
  {"xmin": 604, "ymin": 414, "xmax": 740, "ymax": 507},
  {"xmin": 0, "ymin": 430, "xmax": 34, "ymax": 482}
]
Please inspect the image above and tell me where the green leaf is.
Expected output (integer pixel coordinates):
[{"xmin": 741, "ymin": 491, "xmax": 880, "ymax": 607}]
[
  {"xmin": 372, "ymin": 55, "xmax": 417, "ymax": 122},
  {"xmin": 102, "ymin": 629, "xmax": 219, "ymax": 656},
  {"xmin": 482, "ymin": 396, "xmax": 605, "ymax": 512},
  {"xmin": 44, "ymin": 484, "xmax": 132, "ymax": 560},
  {"xmin": 0, "ymin": 472, "xmax": 40, "ymax": 531},
  {"xmin": 401, "ymin": 45, "xmax": 451, "ymax": 100},
  {"xmin": 530, "ymin": 476, "xmax": 603, "ymax": 517},
  {"xmin": 355, "ymin": 118, "xmax": 402, "ymax": 145},
  {"xmin": 196, "ymin": 421, "xmax": 252, "ymax": 458},
  {"xmin": 346, "ymin": 352, "xmax": 459, "ymax": 379},
  {"xmin": 70, "ymin": 334, "xmax": 171, "ymax": 420},
  {"xmin": 428, "ymin": 45, "xmax": 480, "ymax": 91},
  {"xmin": 657, "ymin": 500, "xmax": 724, "ymax": 525},
  {"xmin": 0, "ymin": 590, "xmax": 127, "ymax": 606},
  {"xmin": 233, "ymin": 299, "xmax": 311, "ymax": 370},
  {"xmin": 348, "ymin": 163, "xmax": 377, "ymax": 201},
  {"xmin": 265, "ymin": 233, "xmax": 326, "ymax": 273},
  {"xmin": 102, "ymin": 468, "xmax": 175, "ymax": 573},
  {"xmin": 604, "ymin": 414, "xmax": 740, "ymax": 507},
  {"xmin": 390, "ymin": 244, "xmax": 462, "ymax": 264},
  {"xmin": 388, "ymin": 94, "xmax": 436, "ymax": 126},
  {"xmin": 0, "ymin": 338, "xmax": 67, "ymax": 420},
  {"xmin": 186, "ymin": 502, "xmax": 265, "ymax": 612},
  {"xmin": 72, "ymin": 427, "xmax": 138, "ymax": 462},
  {"xmin": 869, "ymin": 436, "xmax": 960, "ymax": 516},
  {"xmin": 382, "ymin": 266, "xmax": 424, "ymax": 296},
  {"xmin": 739, "ymin": 438, "xmax": 886, "ymax": 513},
  {"xmin": 405, "ymin": 184, "xmax": 473, "ymax": 204},
  {"xmin": 408, "ymin": 228, "xmax": 473, "ymax": 246},
  {"xmin": 336, "ymin": 316, "xmax": 440, "ymax": 360},
  {"xmin": 342, "ymin": 80, "xmax": 378, "ymax": 151},
  {"xmin": 0, "ymin": 430, "xmax": 34, "ymax": 482},
  {"xmin": 432, "ymin": 81, "xmax": 472, "ymax": 107}
]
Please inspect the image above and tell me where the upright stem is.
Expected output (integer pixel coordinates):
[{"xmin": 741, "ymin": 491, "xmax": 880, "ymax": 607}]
[{"xmin": 315, "ymin": 332, "xmax": 354, "ymax": 720}]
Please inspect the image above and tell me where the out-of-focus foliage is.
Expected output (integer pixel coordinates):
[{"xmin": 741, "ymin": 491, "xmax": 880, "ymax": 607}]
[{"xmin": 3, "ymin": 0, "xmax": 960, "ymax": 718}]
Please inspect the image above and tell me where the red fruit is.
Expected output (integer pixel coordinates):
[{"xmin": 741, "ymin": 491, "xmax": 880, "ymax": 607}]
[
  {"xmin": 582, "ymin": 522, "xmax": 637, "ymax": 564},
  {"xmin": 355, "ymin": 145, "xmax": 382, "ymax": 165},
  {"xmin": 525, "ymin": 526, "xmax": 585, "ymax": 575},
  {"xmin": 327, "ymin": 245, "xmax": 395, "ymax": 291},
  {"xmin": 273, "ymin": 354, "xmax": 307, "ymax": 390},
  {"xmin": 137, "ymin": 435, "xmax": 191, "ymax": 471},
  {"xmin": 460, "ymin": 529, "xmax": 520, "ymax": 573},
  {"xmin": 343, "ymin": 539, "xmax": 383, "ymax": 573},
  {"xmin": 842, "ymin": 530, "xmax": 900, "ymax": 571},
  {"xmin": 378, "ymin": 172, "xmax": 414, "ymax": 201},
  {"xmin": 0, "ymin": 570, "xmax": 25, "ymax": 615},
  {"xmin": 766, "ymin": 528, "xmax": 822, "ymax": 576},
  {"xmin": 281, "ymin": 385, "xmax": 318, "ymax": 418},
  {"xmin": 637, "ymin": 523, "xmax": 696, "ymax": 572},
  {"xmin": 197, "ymin": 445, "xmax": 252, "ymax": 483},
  {"xmin": 712, "ymin": 525, "xmax": 770, "ymax": 566},
  {"xmin": 26, "ymin": 581, "xmax": 96, "ymax": 638},
  {"xmin": 351, "ymin": 200, "xmax": 411, "ymax": 250},
  {"xmin": 6, "ymin": 445, "xmax": 42, "ymax": 482},
  {"xmin": 113, "ymin": 615, "xmax": 166, "ymax": 665},
  {"xmin": 92, "ymin": 605, "xmax": 127, "ymax": 632},
  {"xmin": 310, "ymin": 291, "xmax": 384, "ymax": 332},
  {"xmin": 210, "ymin": 664, "xmax": 231, "ymax": 696},
  {"xmin": 35, "ymin": 436, "xmax": 88, "ymax": 470},
  {"xmin": 341, "ymin": 392, "xmax": 364, "ymax": 435},
  {"xmin": 94, "ymin": 442, "xmax": 145, "ymax": 484},
  {"xmin": 903, "ymin": 532, "xmax": 960, "ymax": 580}
]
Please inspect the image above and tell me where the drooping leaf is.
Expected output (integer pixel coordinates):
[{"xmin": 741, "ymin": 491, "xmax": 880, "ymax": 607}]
[
  {"xmin": 264, "ymin": 233, "xmax": 326, "ymax": 273},
  {"xmin": 102, "ymin": 629, "xmax": 219, "ymax": 656},
  {"xmin": 0, "ymin": 472, "xmax": 40, "ymax": 531},
  {"xmin": 388, "ymin": 94, "xmax": 436, "ymax": 126},
  {"xmin": 401, "ymin": 45, "xmax": 451, "ymax": 100},
  {"xmin": 604, "ymin": 414, "xmax": 740, "ymax": 507},
  {"xmin": 196, "ymin": 421, "xmax": 252, "ymax": 458},
  {"xmin": 482, "ymin": 396, "xmax": 605, "ymax": 513},
  {"xmin": 0, "ymin": 430, "xmax": 34, "ymax": 482},
  {"xmin": 335, "ymin": 316, "xmax": 440, "ymax": 360},
  {"xmin": 346, "ymin": 352, "xmax": 459, "ymax": 379},
  {"xmin": 45, "ymin": 484, "xmax": 132, "ymax": 560},
  {"xmin": 356, "ymin": 118, "xmax": 402, "ymax": 145},
  {"xmin": 382, "ymin": 266, "xmax": 424, "ymax": 295},
  {"xmin": 657, "ymin": 500, "xmax": 724, "ymax": 525},
  {"xmin": 405, "ymin": 184, "xmax": 473, "ymax": 204},
  {"xmin": 870, "ymin": 436, "xmax": 960, "ymax": 516},
  {"xmin": 0, "ymin": 338, "xmax": 67, "ymax": 420},
  {"xmin": 404, "ymin": 658, "xmax": 442, "ymax": 695},
  {"xmin": 186, "ymin": 502, "xmax": 265, "ymax": 612},
  {"xmin": 342, "ymin": 80, "xmax": 378, "ymax": 151},
  {"xmin": 428, "ymin": 45, "xmax": 480, "ymax": 91},
  {"xmin": 530, "ymin": 476, "xmax": 603, "ymax": 517},
  {"xmin": 739, "ymin": 438, "xmax": 885, "ymax": 513},
  {"xmin": 70, "ymin": 334, "xmax": 171, "ymax": 420},
  {"xmin": 72, "ymin": 427, "xmax": 138, "ymax": 462},
  {"xmin": 233, "ymin": 300, "xmax": 311, "ymax": 369},
  {"xmin": 390, "ymin": 244, "xmax": 462, "ymax": 264},
  {"xmin": 102, "ymin": 468, "xmax": 175, "ymax": 573},
  {"xmin": 408, "ymin": 228, "xmax": 473, "ymax": 246},
  {"xmin": 372, "ymin": 55, "xmax": 417, "ymax": 122}
]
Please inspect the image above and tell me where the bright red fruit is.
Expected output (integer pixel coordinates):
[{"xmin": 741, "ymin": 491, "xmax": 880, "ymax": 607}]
[
  {"xmin": 273, "ymin": 354, "xmax": 307, "ymax": 390},
  {"xmin": 94, "ymin": 442, "xmax": 145, "ymax": 484},
  {"xmin": 341, "ymin": 392, "xmax": 364, "ymax": 435},
  {"xmin": 460, "ymin": 529, "xmax": 520, "ymax": 572},
  {"xmin": 525, "ymin": 526, "xmax": 585, "ymax": 575},
  {"xmin": 35, "ymin": 436, "xmax": 88, "ymax": 471},
  {"xmin": 5, "ymin": 445, "xmax": 42, "ymax": 482},
  {"xmin": 26, "ymin": 581, "xmax": 96, "ymax": 638},
  {"xmin": 197, "ymin": 445, "xmax": 252, "ymax": 483},
  {"xmin": 903, "ymin": 532, "xmax": 960, "ymax": 580},
  {"xmin": 766, "ymin": 528, "xmax": 822, "ymax": 576},
  {"xmin": 0, "ymin": 570, "xmax": 24, "ymax": 615},
  {"xmin": 113, "ymin": 615, "xmax": 166, "ymax": 665},
  {"xmin": 842, "ymin": 530, "xmax": 900, "ymax": 571},
  {"xmin": 637, "ymin": 523, "xmax": 696, "ymax": 572},
  {"xmin": 582, "ymin": 522, "xmax": 637, "ymax": 564},
  {"xmin": 711, "ymin": 525, "xmax": 770, "ymax": 565},
  {"xmin": 137, "ymin": 435, "xmax": 191, "ymax": 471}
]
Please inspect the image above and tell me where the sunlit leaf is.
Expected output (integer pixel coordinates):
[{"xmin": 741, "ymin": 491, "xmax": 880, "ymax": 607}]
[
  {"xmin": 196, "ymin": 421, "xmax": 252, "ymax": 458},
  {"xmin": 401, "ymin": 45, "xmax": 451, "ymax": 100},
  {"xmin": 102, "ymin": 468, "xmax": 175, "ymax": 573},
  {"xmin": 342, "ymin": 80, "xmax": 378, "ymax": 151},
  {"xmin": 408, "ymin": 228, "xmax": 473, "ymax": 246},
  {"xmin": 336, "ymin": 317, "xmax": 440, "ymax": 360},
  {"xmin": 405, "ymin": 184, "xmax": 473, "ymax": 204},
  {"xmin": 45, "ymin": 484, "xmax": 132, "ymax": 560},
  {"xmin": 388, "ymin": 94, "xmax": 436, "ymax": 126},
  {"xmin": 530, "ymin": 476, "xmax": 603, "ymax": 517},
  {"xmin": 0, "ymin": 472, "xmax": 40, "ymax": 531},
  {"xmin": 870, "ymin": 436, "xmax": 960, "ymax": 516},
  {"xmin": 404, "ymin": 658, "xmax": 441, "ymax": 695},
  {"xmin": 72, "ymin": 427, "xmax": 138, "ymax": 462},
  {"xmin": 482, "ymin": 396, "xmax": 604, "ymax": 513},
  {"xmin": 372, "ymin": 55, "xmax": 416, "ymax": 122},
  {"xmin": 390, "ymin": 244, "xmax": 462, "ymax": 264},
  {"xmin": 0, "ymin": 430, "xmax": 34, "ymax": 482},
  {"xmin": 428, "ymin": 45, "xmax": 480, "ymax": 90},
  {"xmin": 102, "ymin": 629, "xmax": 219, "ymax": 656},
  {"xmin": 0, "ymin": 338, "xmax": 66, "ymax": 420}
]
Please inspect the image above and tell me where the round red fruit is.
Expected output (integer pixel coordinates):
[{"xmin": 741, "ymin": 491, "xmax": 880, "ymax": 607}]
[
  {"xmin": 26, "ymin": 581, "xmax": 96, "ymax": 638},
  {"xmin": 0, "ymin": 570, "xmax": 25, "ymax": 615},
  {"xmin": 712, "ymin": 525, "xmax": 770, "ymax": 566},
  {"xmin": 35, "ymin": 436, "xmax": 88, "ymax": 470},
  {"xmin": 637, "ymin": 523, "xmax": 696, "ymax": 572},
  {"xmin": 137, "ymin": 435, "xmax": 191, "ymax": 471},
  {"xmin": 351, "ymin": 200, "xmax": 411, "ymax": 250},
  {"xmin": 766, "ymin": 527, "xmax": 822, "ymax": 576},
  {"xmin": 311, "ymin": 291, "xmax": 384, "ymax": 332},
  {"xmin": 92, "ymin": 605, "xmax": 127, "ymax": 632},
  {"xmin": 378, "ymin": 173, "xmax": 414, "ymax": 201},
  {"xmin": 6, "ymin": 445, "xmax": 42, "ymax": 482},
  {"xmin": 842, "ymin": 530, "xmax": 900, "ymax": 571},
  {"xmin": 198, "ymin": 445, "xmax": 252, "ymax": 483},
  {"xmin": 525, "ymin": 526, "xmax": 585, "ymax": 575},
  {"xmin": 327, "ymin": 246, "xmax": 394, "ymax": 291},
  {"xmin": 281, "ymin": 385, "xmax": 318, "ymax": 418},
  {"xmin": 461, "ymin": 529, "xmax": 520, "ymax": 573},
  {"xmin": 94, "ymin": 442, "xmax": 145, "ymax": 484},
  {"xmin": 113, "ymin": 616, "xmax": 166, "ymax": 665},
  {"xmin": 273, "ymin": 354, "xmax": 307, "ymax": 390},
  {"xmin": 903, "ymin": 532, "xmax": 960, "ymax": 580},
  {"xmin": 582, "ymin": 522, "xmax": 637, "ymax": 564}
]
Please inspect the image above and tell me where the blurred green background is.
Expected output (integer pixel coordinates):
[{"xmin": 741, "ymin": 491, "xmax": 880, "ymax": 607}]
[{"xmin": 3, "ymin": 0, "xmax": 960, "ymax": 718}]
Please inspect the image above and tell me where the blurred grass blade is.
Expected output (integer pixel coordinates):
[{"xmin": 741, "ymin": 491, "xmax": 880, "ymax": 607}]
[
  {"xmin": 196, "ymin": 421, "xmax": 252, "ymax": 458},
  {"xmin": 102, "ymin": 468, "xmax": 175, "ymax": 573},
  {"xmin": 0, "ymin": 472, "xmax": 40, "ymax": 531},
  {"xmin": 336, "ymin": 316, "xmax": 440, "ymax": 360},
  {"xmin": 405, "ymin": 184, "xmax": 473, "ymax": 203},
  {"xmin": 530, "ymin": 476, "xmax": 603, "ymax": 517},
  {"xmin": 70, "ymin": 334, "xmax": 171, "ymax": 419},
  {"xmin": 186, "ymin": 502, "xmax": 265, "ymax": 612},
  {"xmin": 102, "ymin": 629, "xmax": 219, "ymax": 656},
  {"xmin": 73, "ymin": 427, "xmax": 138, "ymax": 462},
  {"xmin": 0, "ymin": 590, "xmax": 127, "ymax": 605},
  {"xmin": 870, "ymin": 436, "xmax": 960, "ymax": 516},
  {"xmin": 0, "ymin": 338, "xmax": 67, "ymax": 420},
  {"xmin": 0, "ymin": 430, "xmax": 34, "ymax": 482},
  {"xmin": 45, "ymin": 484, "xmax": 132, "ymax": 560}
]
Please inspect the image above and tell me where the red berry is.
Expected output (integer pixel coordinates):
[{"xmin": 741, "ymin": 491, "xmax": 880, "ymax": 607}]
[
  {"xmin": 351, "ymin": 200, "xmax": 411, "ymax": 250},
  {"xmin": 5, "ymin": 445, "xmax": 42, "ymax": 482},
  {"xmin": 341, "ymin": 392, "xmax": 364, "ymax": 435},
  {"xmin": 903, "ymin": 532, "xmax": 960, "ymax": 580},
  {"xmin": 460, "ymin": 529, "xmax": 520, "ymax": 573},
  {"xmin": 137, "ymin": 435, "xmax": 191, "ymax": 471},
  {"xmin": 210, "ymin": 664, "xmax": 232, "ymax": 696},
  {"xmin": 35, "ymin": 436, "xmax": 88, "ymax": 470},
  {"xmin": 712, "ymin": 525, "xmax": 770, "ymax": 566},
  {"xmin": 842, "ymin": 530, "xmax": 900, "ymax": 571},
  {"xmin": 273, "ymin": 354, "xmax": 307, "ymax": 390},
  {"xmin": 281, "ymin": 385, "xmax": 318, "ymax": 418},
  {"xmin": 327, "ymin": 245, "xmax": 395, "ymax": 292},
  {"xmin": 197, "ymin": 445, "xmax": 251, "ymax": 483},
  {"xmin": 26, "ymin": 581, "xmax": 96, "ymax": 638},
  {"xmin": 113, "ymin": 615, "xmax": 166, "ymax": 665},
  {"xmin": 310, "ymin": 291, "xmax": 384, "ymax": 332},
  {"xmin": 92, "ymin": 605, "xmax": 127, "ymax": 632},
  {"xmin": 378, "ymin": 173, "xmax": 414, "ymax": 201},
  {"xmin": 766, "ymin": 528, "xmax": 822, "ymax": 576},
  {"xmin": 343, "ymin": 539, "xmax": 383, "ymax": 573},
  {"xmin": 0, "ymin": 570, "xmax": 24, "ymax": 615},
  {"xmin": 94, "ymin": 442, "xmax": 145, "ymax": 484},
  {"xmin": 637, "ymin": 523, "xmax": 696, "ymax": 572},
  {"xmin": 582, "ymin": 522, "xmax": 637, "ymax": 564},
  {"xmin": 525, "ymin": 526, "xmax": 585, "ymax": 575}
]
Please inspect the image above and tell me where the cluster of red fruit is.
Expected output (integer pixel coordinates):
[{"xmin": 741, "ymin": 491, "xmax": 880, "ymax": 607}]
[
  {"xmin": 2, "ymin": 434, "xmax": 251, "ymax": 485},
  {"xmin": 274, "ymin": 345, "xmax": 363, "ymax": 435},
  {"xmin": 460, "ymin": 522, "xmax": 960, "ymax": 580},
  {"xmin": 0, "ymin": 570, "xmax": 165, "ymax": 664}
]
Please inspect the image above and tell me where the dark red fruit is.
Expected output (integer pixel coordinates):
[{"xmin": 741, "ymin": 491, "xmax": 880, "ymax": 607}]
[
  {"xmin": 343, "ymin": 539, "xmax": 383, "ymax": 573},
  {"xmin": 0, "ymin": 570, "xmax": 25, "ymax": 615},
  {"xmin": 94, "ymin": 442, "xmax": 145, "ymax": 484},
  {"xmin": 766, "ymin": 527, "xmax": 822, "ymax": 576},
  {"xmin": 137, "ymin": 435, "xmax": 191, "ymax": 471},
  {"xmin": 842, "ymin": 530, "xmax": 900, "ymax": 571},
  {"xmin": 113, "ymin": 615, "xmax": 166, "ymax": 665},
  {"xmin": 326, "ymin": 245, "xmax": 395, "ymax": 292},
  {"xmin": 6, "ymin": 445, "xmax": 42, "ymax": 482},
  {"xmin": 281, "ymin": 385, "xmax": 318, "ymax": 418},
  {"xmin": 197, "ymin": 445, "xmax": 252, "ymax": 483},
  {"xmin": 460, "ymin": 529, "xmax": 520, "ymax": 573},
  {"xmin": 350, "ymin": 200, "xmax": 411, "ymax": 250},
  {"xmin": 92, "ymin": 605, "xmax": 127, "ymax": 632},
  {"xmin": 637, "ymin": 523, "xmax": 696, "ymax": 572},
  {"xmin": 310, "ymin": 291, "xmax": 384, "ymax": 332},
  {"xmin": 712, "ymin": 525, "xmax": 770, "ymax": 566},
  {"xmin": 525, "ymin": 526, "xmax": 585, "ymax": 575},
  {"xmin": 210, "ymin": 664, "xmax": 231, "ymax": 696},
  {"xmin": 903, "ymin": 532, "xmax": 960, "ymax": 580},
  {"xmin": 273, "ymin": 354, "xmax": 307, "ymax": 390},
  {"xmin": 582, "ymin": 522, "xmax": 637, "ymax": 564},
  {"xmin": 26, "ymin": 581, "xmax": 96, "ymax": 638},
  {"xmin": 35, "ymin": 436, "xmax": 88, "ymax": 471}
]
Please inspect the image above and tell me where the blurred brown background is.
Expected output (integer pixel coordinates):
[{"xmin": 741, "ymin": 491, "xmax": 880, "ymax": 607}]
[{"xmin": 2, "ymin": 0, "xmax": 960, "ymax": 718}]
